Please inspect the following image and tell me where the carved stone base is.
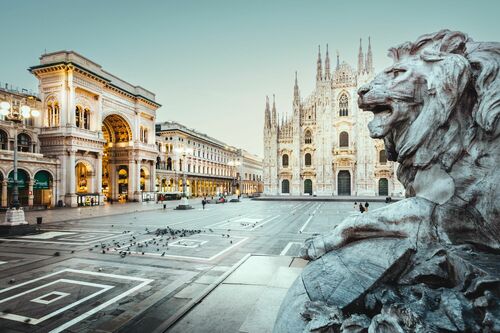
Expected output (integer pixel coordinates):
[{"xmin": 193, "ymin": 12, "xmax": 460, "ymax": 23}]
[
  {"xmin": 3, "ymin": 208, "xmax": 28, "ymax": 226},
  {"xmin": 176, "ymin": 197, "xmax": 193, "ymax": 210}
]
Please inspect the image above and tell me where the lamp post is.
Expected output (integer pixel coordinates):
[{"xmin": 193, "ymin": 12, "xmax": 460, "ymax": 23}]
[
  {"xmin": 0, "ymin": 100, "xmax": 40, "ymax": 227},
  {"xmin": 227, "ymin": 159, "xmax": 241, "ymax": 200},
  {"xmin": 174, "ymin": 146, "xmax": 193, "ymax": 210}
]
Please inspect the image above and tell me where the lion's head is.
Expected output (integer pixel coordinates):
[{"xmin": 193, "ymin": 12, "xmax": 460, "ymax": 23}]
[{"xmin": 358, "ymin": 30, "xmax": 500, "ymax": 169}]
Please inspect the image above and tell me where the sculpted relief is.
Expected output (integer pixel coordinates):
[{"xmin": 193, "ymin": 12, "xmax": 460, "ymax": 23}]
[{"xmin": 274, "ymin": 30, "xmax": 499, "ymax": 333}]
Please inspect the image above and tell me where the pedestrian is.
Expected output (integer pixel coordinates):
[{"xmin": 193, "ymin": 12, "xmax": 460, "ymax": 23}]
[
  {"xmin": 202, "ymin": 199, "xmax": 206, "ymax": 210},
  {"xmin": 359, "ymin": 203, "xmax": 365, "ymax": 213},
  {"xmin": 354, "ymin": 201, "xmax": 357, "ymax": 210},
  {"xmin": 364, "ymin": 202, "xmax": 369, "ymax": 212},
  {"xmin": 91, "ymin": 197, "xmax": 94, "ymax": 206}
]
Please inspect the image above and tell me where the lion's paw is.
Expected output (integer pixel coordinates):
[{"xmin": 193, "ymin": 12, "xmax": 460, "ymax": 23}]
[{"xmin": 299, "ymin": 237, "xmax": 326, "ymax": 261}]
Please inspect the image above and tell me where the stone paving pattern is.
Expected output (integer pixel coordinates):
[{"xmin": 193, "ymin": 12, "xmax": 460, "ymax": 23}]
[{"xmin": 0, "ymin": 198, "xmax": 390, "ymax": 332}]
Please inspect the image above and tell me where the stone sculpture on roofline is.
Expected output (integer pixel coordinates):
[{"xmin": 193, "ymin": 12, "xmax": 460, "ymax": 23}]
[{"xmin": 274, "ymin": 30, "xmax": 500, "ymax": 333}]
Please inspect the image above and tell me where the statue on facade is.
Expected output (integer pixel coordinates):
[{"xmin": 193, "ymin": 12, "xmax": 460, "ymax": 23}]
[{"xmin": 274, "ymin": 30, "xmax": 500, "ymax": 333}]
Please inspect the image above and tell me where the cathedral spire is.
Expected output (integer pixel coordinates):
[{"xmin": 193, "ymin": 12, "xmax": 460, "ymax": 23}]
[
  {"xmin": 336, "ymin": 50, "xmax": 340, "ymax": 69},
  {"xmin": 316, "ymin": 45, "xmax": 323, "ymax": 82},
  {"xmin": 325, "ymin": 44, "xmax": 331, "ymax": 80},
  {"xmin": 358, "ymin": 38, "xmax": 364, "ymax": 74},
  {"xmin": 293, "ymin": 71, "xmax": 300, "ymax": 106},
  {"xmin": 366, "ymin": 36, "xmax": 373, "ymax": 73},
  {"xmin": 271, "ymin": 94, "xmax": 277, "ymax": 128},
  {"xmin": 264, "ymin": 95, "xmax": 271, "ymax": 129}
]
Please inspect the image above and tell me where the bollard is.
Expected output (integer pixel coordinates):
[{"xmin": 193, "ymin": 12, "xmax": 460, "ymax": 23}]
[
  {"xmin": 37, "ymin": 217, "xmax": 43, "ymax": 225},
  {"xmin": 163, "ymin": 204, "xmax": 166, "ymax": 209}
]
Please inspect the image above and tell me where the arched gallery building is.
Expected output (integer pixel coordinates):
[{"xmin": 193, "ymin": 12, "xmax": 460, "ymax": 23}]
[{"xmin": 25, "ymin": 51, "xmax": 159, "ymax": 207}]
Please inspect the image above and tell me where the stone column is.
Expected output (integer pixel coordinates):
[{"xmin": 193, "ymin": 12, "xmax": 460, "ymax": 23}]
[
  {"xmin": 1, "ymin": 180, "xmax": 7, "ymax": 207},
  {"xmin": 28, "ymin": 180, "xmax": 34, "ymax": 207},
  {"xmin": 67, "ymin": 149, "xmax": 77, "ymax": 207},
  {"xmin": 96, "ymin": 153, "xmax": 103, "ymax": 204},
  {"xmin": 135, "ymin": 159, "xmax": 142, "ymax": 201},
  {"xmin": 128, "ymin": 159, "xmax": 135, "ymax": 201},
  {"xmin": 67, "ymin": 68, "xmax": 76, "ymax": 126}
]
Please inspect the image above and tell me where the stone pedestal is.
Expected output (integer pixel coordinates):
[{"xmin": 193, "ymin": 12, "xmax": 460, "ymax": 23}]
[
  {"xmin": 175, "ymin": 197, "xmax": 193, "ymax": 210},
  {"xmin": 0, "ymin": 208, "xmax": 37, "ymax": 236},
  {"xmin": 3, "ymin": 208, "xmax": 28, "ymax": 226}
]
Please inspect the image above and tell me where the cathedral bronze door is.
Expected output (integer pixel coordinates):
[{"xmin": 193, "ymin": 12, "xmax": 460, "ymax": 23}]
[
  {"xmin": 304, "ymin": 179, "xmax": 312, "ymax": 195},
  {"xmin": 378, "ymin": 178, "xmax": 389, "ymax": 196},
  {"xmin": 337, "ymin": 171, "xmax": 351, "ymax": 196}
]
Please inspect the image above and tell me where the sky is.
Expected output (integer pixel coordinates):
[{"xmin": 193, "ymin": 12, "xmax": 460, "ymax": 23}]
[{"xmin": 1, "ymin": 0, "xmax": 498, "ymax": 156}]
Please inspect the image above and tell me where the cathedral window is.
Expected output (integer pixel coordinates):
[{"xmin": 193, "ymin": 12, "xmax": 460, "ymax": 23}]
[
  {"xmin": 282, "ymin": 154, "xmax": 289, "ymax": 167},
  {"xmin": 305, "ymin": 153, "xmax": 312, "ymax": 167},
  {"xmin": 47, "ymin": 100, "xmax": 60, "ymax": 127},
  {"xmin": 281, "ymin": 179, "xmax": 290, "ymax": 194},
  {"xmin": 339, "ymin": 93, "xmax": 349, "ymax": 117},
  {"xmin": 304, "ymin": 130, "xmax": 312, "ymax": 144},
  {"xmin": 339, "ymin": 132, "xmax": 349, "ymax": 147},
  {"xmin": 379, "ymin": 149, "xmax": 387, "ymax": 165}
]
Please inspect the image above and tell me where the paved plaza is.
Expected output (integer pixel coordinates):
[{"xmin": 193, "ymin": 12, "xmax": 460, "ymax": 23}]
[{"xmin": 0, "ymin": 199, "xmax": 391, "ymax": 332}]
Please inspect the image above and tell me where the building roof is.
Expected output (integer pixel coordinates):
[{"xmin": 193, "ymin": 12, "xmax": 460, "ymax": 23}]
[{"xmin": 29, "ymin": 51, "xmax": 161, "ymax": 107}]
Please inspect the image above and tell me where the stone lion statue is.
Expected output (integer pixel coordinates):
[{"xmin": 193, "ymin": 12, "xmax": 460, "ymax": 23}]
[{"xmin": 274, "ymin": 30, "xmax": 500, "ymax": 333}]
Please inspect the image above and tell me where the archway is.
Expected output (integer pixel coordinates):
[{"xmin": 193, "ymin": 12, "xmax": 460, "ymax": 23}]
[
  {"xmin": 34, "ymin": 170, "xmax": 53, "ymax": 207},
  {"xmin": 75, "ymin": 162, "xmax": 91, "ymax": 193},
  {"xmin": 304, "ymin": 179, "xmax": 313, "ymax": 195},
  {"xmin": 8, "ymin": 169, "xmax": 30, "ymax": 206},
  {"xmin": 102, "ymin": 114, "xmax": 132, "ymax": 201},
  {"xmin": 337, "ymin": 171, "xmax": 351, "ymax": 196},
  {"xmin": 379, "ymin": 178, "xmax": 389, "ymax": 196}
]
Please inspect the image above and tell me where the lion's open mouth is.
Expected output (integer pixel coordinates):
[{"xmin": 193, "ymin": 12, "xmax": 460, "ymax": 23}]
[{"xmin": 361, "ymin": 103, "xmax": 394, "ymax": 138}]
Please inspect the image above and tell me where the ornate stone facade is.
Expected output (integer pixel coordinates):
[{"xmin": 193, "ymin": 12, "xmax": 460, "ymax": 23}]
[
  {"xmin": 263, "ymin": 41, "xmax": 404, "ymax": 196},
  {"xmin": 30, "ymin": 51, "xmax": 160, "ymax": 207}
]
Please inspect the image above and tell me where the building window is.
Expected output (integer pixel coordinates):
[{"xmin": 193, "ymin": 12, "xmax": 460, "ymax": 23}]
[
  {"xmin": 339, "ymin": 93, "xmax": 349, "ymax": 117},
  {"xmin": 282, "ymin": 154, "xmax": 289, "ymax": 167},
  {"xmin": 18, "ymin": 133, "xmax": 31, "ymax": 152},
  {"xmin": 339, "ymin": 132, "xmax": 349, "ymax": 147},
  {"xmin": 379, "ymin": 149, "xmax": 387, "ymax": 165},
  {"xmin": 140, "ymin": 127, "xmax": 148, "ymax": 143},
  {"xmin": 304, "ymin": 130, "xmax": 312, "ymax": 144},
  {"xmin": 47, "ymin": 100, "xmax": 60, "ymax": 127},
  {"xmin": 304, "ymin": 153, "xmax": 312, "ymax": 167},
  {"xmin": 167, "ymin": 157, "xmax": 172, "ymax": 170},
  {"xmin": 281, "ymin": 179, "xmax": 290, "ymax": 194},
  {"xmin": 75, "ymin": 106, "xmax": 90, "ymax": 129},
  {"xmin": 0, "ymin": 130, "xmax": 7, "ymax": 150}
]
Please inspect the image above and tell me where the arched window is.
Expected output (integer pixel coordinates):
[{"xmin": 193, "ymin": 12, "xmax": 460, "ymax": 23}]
[
  {"xmin": 304, "ymin": 130, "xmax": 312, "ymax": 144},
  {"xmin": 379, "ymin": 149, "xmax": 387, "ymax": 164},
  {"xmin": 0, "ymin": 130, "xmax": 8, "ymax": 150},
  {"xmin": 167, "ymin": 157, "xmax": 172, "ymax": 170},
  {"xmin": 281, "ymin": 179, "xmax": 290, "ymax": 194},
  {"xmin": 75, "ymin": 106, "xmax": 82, "ymax": 128},
  {"xmin": 17, "ymin": 133, "xmax": 31, "ymax": 152},
  {"xmin": 305, "ymin": 153, "xmax": 312, "ymax": 167},
  {"xmin": 83, "ymin": 108, "xmax": 90, "ymax": 129},
  {"xmin": 282, "ymin": 154, "xmax": 289, "ymax": 167},
  {"xmin": 339, "ymin": 93, "xmax": 349, "ymax": 117},
  {"xmin": 339, "ymin": 131, "xmax": 349, "ymax": 147},
  {"xmin": 47, "ymin": 100, "xmax": 60, "ymax": 127},
  {"xmin": 76, "ymin": 106, "xmax": 90, "ymax": 129}
]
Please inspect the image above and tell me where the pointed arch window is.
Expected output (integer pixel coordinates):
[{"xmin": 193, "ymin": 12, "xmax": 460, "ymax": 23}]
[
  {"xmin": 339, "ymin": 93, "xmax": 349, "ymax": 117},
  {"xmin": 339, "ymin": 132, "xmax": 349, "ymax": 147},
  {"xmin": 282, "ymin": 154, "xmax": 289, "ymax": 168},
  {"xmin": 304, "ymin": 130, "xmax": 312, "ymax": 144}
]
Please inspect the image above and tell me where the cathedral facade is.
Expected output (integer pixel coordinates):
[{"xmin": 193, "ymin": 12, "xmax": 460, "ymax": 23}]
[{"xmin": 263, "ymin": 39, "xmax": 404, "ymax": 197}]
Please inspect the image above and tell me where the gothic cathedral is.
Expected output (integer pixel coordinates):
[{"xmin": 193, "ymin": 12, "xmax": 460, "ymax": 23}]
[{"xmin": 263, "ymin": 39, "xmax": 404, "ymax": 197}]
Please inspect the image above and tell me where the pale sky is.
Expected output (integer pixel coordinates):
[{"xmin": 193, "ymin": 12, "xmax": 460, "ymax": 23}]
[{"xmin": 1, "ymin": 0, "xmax": 498, "ymax": 156}]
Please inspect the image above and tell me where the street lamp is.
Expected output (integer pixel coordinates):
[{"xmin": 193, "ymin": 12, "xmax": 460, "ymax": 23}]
[
  {"xmin": 0, "ymin": 100, "xmax": 40, "ymax": 227},
  {"xmin": 227, "ymin": 159, "xmax": 241, "ymax": 199},
  {"xmin": 174, "ymin": 146, "xmax": 193, "ymax": 210}
]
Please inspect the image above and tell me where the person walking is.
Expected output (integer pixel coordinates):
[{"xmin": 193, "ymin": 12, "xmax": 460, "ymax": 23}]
[
  {"xmin": 359, "ymin": 203, "xmax": 365, "ymax": 213},
  {"xmin": 364, "ymin": 202, "xmax": 369, "ymax": 212},
  {"xmin": 202, "ymin": 199, "xmax": 206, "ymax": 210},
  {"xmin": 354, "ymin": 202, "xmax": 357, "ymax": 210}
]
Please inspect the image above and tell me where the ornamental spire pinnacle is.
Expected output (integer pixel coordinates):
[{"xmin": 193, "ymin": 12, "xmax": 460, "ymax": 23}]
[
  {"xmin": 358, "ymin": 38, "xmax": 364, "ymax": 73},
  {"xmin": 325, "ymin": 44, "xmax": 331, "ymax": 80},
  {"xmin": 316, "ymin": 45, "xmax": 323, "ymax": 82}
]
